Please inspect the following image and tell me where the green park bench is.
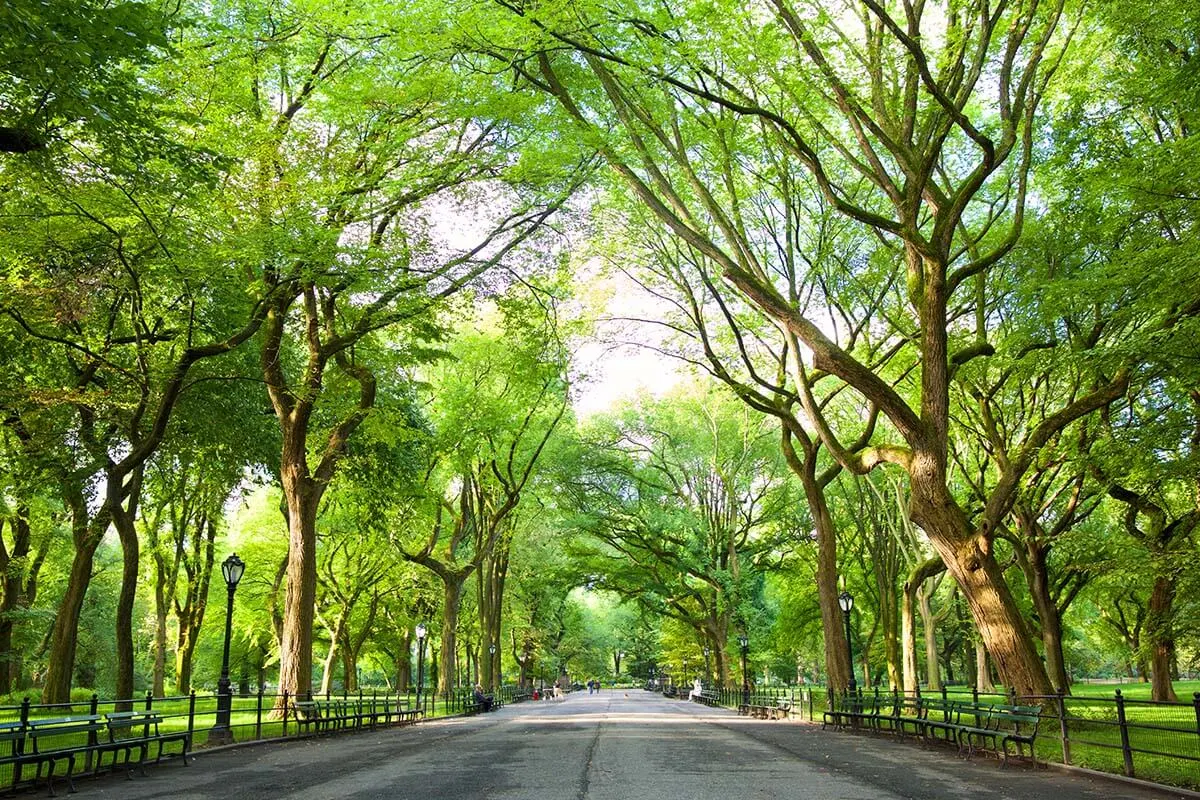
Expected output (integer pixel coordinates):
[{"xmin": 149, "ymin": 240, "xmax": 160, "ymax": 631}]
[
  {"xmin": 104, "ymin": 710, "xmax": 192, "ymax": 774},
  {"xmin": 7, "ymin": 714, "xmax": 107, "ymax": 796}
]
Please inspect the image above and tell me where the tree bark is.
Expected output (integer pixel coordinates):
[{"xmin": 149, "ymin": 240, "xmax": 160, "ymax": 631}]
[
  {"xmin": 173, "ymin": 516, "xmax": 215, "ymax": 695},
  {"xmin": 43, "ymin": 491, "xmax": 104, "ymax": 703},
  {"xmin": 903, "ymin": 557, "xmax": 944, "ymax": 692},
  {"xmin": 318, "ymin": 611, "xmax": 346, "ymax": 696},
  {"xmin": 0, "ymin": 511, "xmax": 44, "ymax": 694},
  {"xmin": 397, "ymin": 629, "xmax": 413, "ymax": 692},
  {"xmin": 112, "ymin": 467, "xmax": 144, "ymax": 709},
  {"xmin": 975, "ymin": 640, "xmax": 995, "ymax": 692},
  {"xmin": 278, "ymin": 466, "xmax": 321, "ymax": 702},
  {"xmin": 908, "ymin": 472, "xmax": 1052, "ymax": 696},
  {"xmin": 797, "ymin": 468, "xmax": 851, "ymax": 693},
  {"xmin": 1147, "ymin": 577, "xmax": 1178, "ymax": 702},
  {"xmin": 438, "ymin": 576, "xmax": 467, "ymax": 693},
  {"xmin": 918, "ymin": 583, "xmax": 941, "ymax": 692}
]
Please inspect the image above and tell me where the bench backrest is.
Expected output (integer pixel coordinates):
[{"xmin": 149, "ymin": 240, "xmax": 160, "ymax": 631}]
[
  {"xmin": 106, "ymin": 711, "xmax": 163, "ymax": 738},
  {"xmin": 294, "ymin": 701, "xmax": 322, "ymax": 720},
  {"xmin": 920, "ymin": 697, "xmax": 956, "ymax": 720},
  {"xmin": 25, "ymin": 715, "xmax": 103, "ymax": 752},
  {"xmin": 989, "ymin": 704, "xmax": 1041, "ymax": 732}
]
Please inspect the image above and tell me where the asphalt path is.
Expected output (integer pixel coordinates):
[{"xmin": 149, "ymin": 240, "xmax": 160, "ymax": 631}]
[{"xmin": 82, "ymin": 689, "xmax": 1190, "ymax": 800}]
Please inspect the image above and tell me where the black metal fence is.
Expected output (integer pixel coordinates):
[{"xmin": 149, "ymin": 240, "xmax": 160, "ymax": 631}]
[
  {"xmin": 668, "ymin": 681, "xmax": 1199, "ymax": 790},
  {"xmin": 0, "ymin": 683, "xmax": 525, "ymax": 793},
  {"xmin": 817, "ymin": 685, "xmax": 1199, "ymax": 790}
]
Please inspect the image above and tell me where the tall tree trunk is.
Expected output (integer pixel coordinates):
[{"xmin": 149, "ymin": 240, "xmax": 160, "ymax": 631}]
[
  {"xmin": 883, "ymin": 607, "xmax": 901, "ymax": 690},
  {"xmin": 1147, "ymin": 576, "xmax": 1178, "ymax": 702},
  {"xmin": 901, "ymin": 586, "xmax": 918, "ymax": 693},
  {"xmin": 903, "ymin": 557, "xmax": 944, "ymax": 693},
  {"xmin": 0, "ymin": 512, "xmax": 38, "ymax": 695},
  {"xmin": 277, "ymin": 458, "xmax": 322, "ymax": 704},
  {"xmin": 786, "ymin": 436, "xmax": 851, "ymax": 692},
  {"xmin": 112, "ymin": 469, "xmax": 143, "ymax": 708},
  {"xmin": 399, "ymin": 629, "xmax": 413, "ymax": 692},
  {"xmin": 975, "ymin": 640, "xmax": 995, "ymax": 692},
  {"xmin": 173, "ymin": 515, "xmax": 216, "ymax": 695},
  {"xmin": 318, "ymin": 612, "xmax": 345, "ymax": 696},
  {"xmin": 918, "ymin": 584, "xmax": 941, "ymax": 692},
  {"xmin": 909, "ymin": 473, "xmax": 1052, "ymax": 696},
  {"xmin": 1014, "ymin": 514, "xmax": 1071, "ymax": 693},
  {"xmin": 439, "ymin": 576, "xmax": 466, "ymax": 694},
  {"xmin": 43, "ymin": 492, "xmax": 103, "ymax": 704},
  {"xmin": 341, "ymin": 636, "xmax": 357, "ymax": 693},
  {"xmin": 478, "ymin": 542, "xmax": 509, "ymax": 691},
  {"xmin": 153, "ymin": 587, "xmax": 168, "ymax": 698}
]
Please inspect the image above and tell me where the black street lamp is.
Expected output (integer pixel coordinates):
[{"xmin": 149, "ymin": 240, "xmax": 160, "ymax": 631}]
[
  {"xmin": 488, "ymin": 643, "xmax": 497, "ymax": 689},
  {"xmin": 838, "ymin": 590, "xmax": 857, "ymax": 695},
  {"xmin": 738, "ymin": 634, "xmax": 750, "ymax": 708},
  {"xmin": 208, "ymin": 553, "xmax": 245, "ymax": 745},
  {"xmin": 682, "ymin": 657, "xmax": 689, "ymax": 677},
  {"xmin": 415, "ymin": 623, "xmax": 428, "ymax": 716},
  {"xmin": 703, "ymin": 647, "xmax": 711, "ymax": 680}
]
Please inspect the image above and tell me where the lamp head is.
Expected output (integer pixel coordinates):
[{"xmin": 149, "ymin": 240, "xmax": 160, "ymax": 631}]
[
  {"xmin": 222, "ymin": 553, "xmax": 245, "ymax": 589},
  {"xmin": 416, "ymin": 623, "xmax": 427, "ymax": 640},
  {"xmin": 838, "ymin": 590, "xmax": 854, "ymax": 613}
]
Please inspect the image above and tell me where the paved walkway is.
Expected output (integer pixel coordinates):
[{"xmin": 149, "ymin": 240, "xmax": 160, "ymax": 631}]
[{"xmin": 83, "ymin": 690, "xmax": 1190, "ymax": 800}]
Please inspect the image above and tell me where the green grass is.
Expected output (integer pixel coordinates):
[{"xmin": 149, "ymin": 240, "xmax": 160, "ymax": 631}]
[
  {"xmin": 1068, "ymin": 680, "xmax": 1200, "ymax": 701},
  {"xmin": 808, "ymin": 683, "xmax": 1200, "ymax": 793}
]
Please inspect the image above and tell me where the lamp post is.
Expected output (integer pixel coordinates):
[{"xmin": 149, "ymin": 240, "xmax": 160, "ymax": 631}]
[
  {"xmin": 838, "ymin": 590, "xmax": 857, "ymax": 695},
  {"xmin": 207, "ymin": 553, "xmax": 245, "ymax": 746},
  {"xmin": 488, "ymin": 643, "xmax": 497, "ymax": 690},
  {"xmin": 703, "ymin": 647, "xmax": 711, "ymax": 681},
  {"xmin": 415, "ymin": 623, "xmax": 428, "ymax": 716},
  {"xmin": 738, "ymin": 634, "xmax": 750, "ymax": 708},
  {"xmin": 683, "ymin": 657, "xmax": 689, "ymax": 678}
]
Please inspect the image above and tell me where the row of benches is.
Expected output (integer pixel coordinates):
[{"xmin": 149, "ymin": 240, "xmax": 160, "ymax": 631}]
[
  {"xmin": 0, "ymin": 710, "xmax": 190, "ymax": 796},
  {"xmin": 736, "ymin": 698, "xmax": 792, "ymax": 720},
  {"xmin": 292, "ymin": 698, "xmax": 421, "ymax": 735},
  {"xmin": 689, "ymin": 689, "xmax": 794, "ymax": 721},
  {"xmin": 822, "ymin": 694, "xmax": 1041, "ymax": 764}
]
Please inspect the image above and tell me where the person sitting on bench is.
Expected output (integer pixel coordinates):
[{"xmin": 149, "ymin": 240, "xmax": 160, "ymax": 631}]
[{"xmin": 473, "ymin": 684, "xmax": 494, "ymax": 712}]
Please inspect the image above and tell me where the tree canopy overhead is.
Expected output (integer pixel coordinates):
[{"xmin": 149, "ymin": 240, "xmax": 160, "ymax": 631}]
[{"xmin": 0, "ymin": 0, "xmax": 1195, "ymax": 724}]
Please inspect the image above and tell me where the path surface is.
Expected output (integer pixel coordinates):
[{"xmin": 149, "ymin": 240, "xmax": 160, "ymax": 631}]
[{"xmin": 85, "ymin": 690, "xmax": 1188, "ymax": 800}]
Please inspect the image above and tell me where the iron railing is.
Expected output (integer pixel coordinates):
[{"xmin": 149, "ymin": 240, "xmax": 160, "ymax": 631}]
[{"xmin": 0, "ymin": 683, "xmax": 527, "ymax": 792}]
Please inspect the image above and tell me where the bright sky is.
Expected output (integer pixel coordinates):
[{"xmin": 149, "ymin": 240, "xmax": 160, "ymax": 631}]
[
  {"xmin": 573, "ymin": 340, "xmax": 681, "ymax": 418},
  {"xmin": 571, "ymin": 265, "xmax": 683, "ymax": 418}
]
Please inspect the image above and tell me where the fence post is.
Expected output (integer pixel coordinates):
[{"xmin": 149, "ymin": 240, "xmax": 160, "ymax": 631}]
[
  {"xmin": 187, "ymin": 691, "xmax": 197, "ymax": 744},
  {"xmin": 145, "ymin": 690, "xmax": 154, "ymax": 711},
  {"xmin": 14, "ymin": 697, "xmax": 30, "ymax": 785},
  {"xmin": 1114, "ymin": 690, "xmax": 1135, "ymax": 777},
  {"xmin": 1055, "ymin": 688, "xmax": 1071, "ymax": 765},
  {"xmin": 1193, "ymin": 693, "xmax": 1199, "ymax": 739},
  {"xmin": 282, "ymin": 690, "xmax": 290, "ymax": 737},
  {"xmin": 256, "ymin": 686, "xmax": 264, "ymax": 740},
  {"xmin": 86, "ymin": 694, "xmax": 100, "ymax": 772}
]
